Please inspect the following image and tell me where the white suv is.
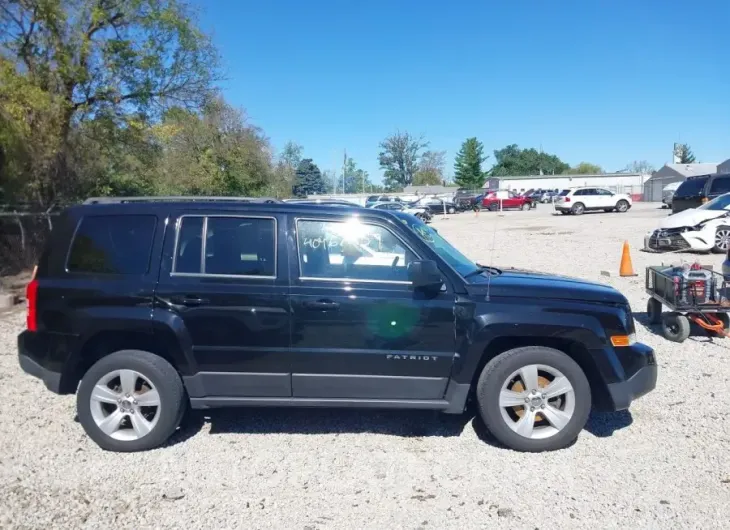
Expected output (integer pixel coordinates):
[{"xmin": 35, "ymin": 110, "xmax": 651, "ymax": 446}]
[{"xmin": 554, "ymin": 187, "xmax": 632, "ymax": 215}]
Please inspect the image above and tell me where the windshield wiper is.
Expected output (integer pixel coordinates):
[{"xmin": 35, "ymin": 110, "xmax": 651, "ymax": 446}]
[{"xmin": 463, "ymin": 263, "xmax": 501, "ymax": 279}]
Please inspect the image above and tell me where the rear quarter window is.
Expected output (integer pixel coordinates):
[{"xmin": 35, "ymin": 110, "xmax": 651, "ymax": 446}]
[
  {"xmin": 66, "ymin": 215, "xmax": 157, "ymax": 274},
  {"xmin": 675, "ymin": 176, "xmax": 709, "ymax": 197}
]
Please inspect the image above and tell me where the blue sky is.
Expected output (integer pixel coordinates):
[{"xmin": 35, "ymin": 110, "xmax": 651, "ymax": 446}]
[{"xmin": 193, "ymin": 0, "xmax": 730, "ymax": 183}]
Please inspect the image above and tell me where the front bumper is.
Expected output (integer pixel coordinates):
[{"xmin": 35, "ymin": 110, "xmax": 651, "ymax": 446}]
[
  {"xmin": 605, "ymin": 342, "xmax": 657, "ymax": 410},
  {"xmin": 644, "ymin": 227, "xmax": 714, "ymax": 252},
  {"xmin": 18, "ymin": 330, "xmax": 64, "ymax": 394}
]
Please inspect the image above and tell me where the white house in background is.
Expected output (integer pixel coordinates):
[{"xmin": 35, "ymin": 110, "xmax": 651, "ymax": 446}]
[
  {"xmin": 642, "ymin": 163, "xmax": 719, "ymax": 202},
  {"xmin": 718, "ymin": 158, "xmax": 730, "ymax": 174},
  {"xmin": 484, "ymin": 173, "xmax": 647, "ymax": 197}
]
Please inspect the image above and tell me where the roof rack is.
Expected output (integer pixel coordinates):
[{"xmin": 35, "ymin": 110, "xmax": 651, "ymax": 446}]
[{"xmin": 83, "ymin": 196, "xmax": 282, "ymax": 205}]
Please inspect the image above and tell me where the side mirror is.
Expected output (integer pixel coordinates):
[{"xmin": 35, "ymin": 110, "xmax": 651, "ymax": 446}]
[{"xmin": 408, "ymin": 260, "xmax": 443, "ymax": 290}]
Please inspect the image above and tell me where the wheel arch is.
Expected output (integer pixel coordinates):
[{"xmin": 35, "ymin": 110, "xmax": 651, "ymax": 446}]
[
  {"xmin": 469, "ymin": 336, "xmax": 612, "ymax": 410},
  {"xmin": 60, "ymin": 323, "xmax": 193, "ymax": 394}
]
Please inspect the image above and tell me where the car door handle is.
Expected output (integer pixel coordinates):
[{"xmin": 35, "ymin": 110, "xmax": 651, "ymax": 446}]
[
  {"xmin": 170, "ymin": 296, "xmax": 209, "ymax": 306},
  {"xmin": 303, "ymin": 300, "xmax": 340, "ymax": 311}
]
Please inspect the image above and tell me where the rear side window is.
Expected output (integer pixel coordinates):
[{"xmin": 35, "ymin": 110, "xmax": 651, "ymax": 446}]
[
  {"xmin": 173, "ymin": 216, "xmax": 276, "ymax": 277},
  {"xmin": 709, "ymin": 176, "xmax": 730, "ymax": 195},
  {"xmin": 559, "ymin": 190, "xmax": 571, "ymax": 196},
  {"xmin": 675, "ymin": 176, "xmax": 709, "ymax": 198},
  {"xmin": 67, "ymin": 215, "xmax": 157, "ymax": 274}
]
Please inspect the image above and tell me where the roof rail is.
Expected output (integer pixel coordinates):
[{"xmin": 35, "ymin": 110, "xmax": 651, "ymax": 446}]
[{"xmin": 82, "ymin": 196, "xmax": 282, "ymax": 205}]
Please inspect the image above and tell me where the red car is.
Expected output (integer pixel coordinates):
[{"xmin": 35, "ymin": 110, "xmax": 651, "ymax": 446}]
[{"xmin": 481, "ymin": 190, "xmax": 534, "ymax": 211}]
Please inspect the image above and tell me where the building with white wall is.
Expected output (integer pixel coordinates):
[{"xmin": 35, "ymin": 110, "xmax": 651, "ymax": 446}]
[{"xmin": 484, "ymin": 173, "xmax": 648, "ymax": 197}]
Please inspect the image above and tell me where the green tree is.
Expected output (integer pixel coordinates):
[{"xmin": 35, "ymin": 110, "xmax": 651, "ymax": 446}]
[
  {"xmin": 293, "ymin": 159, "xmax": 327, "ymax": 197},
  {"xmin": 151, "ymin": 97, "xmax": 274, "ymax": 196},
  {"xmin": 1, "ymin": 0, "xmax": 219, "ymax": 206},
  {"xmin": 378, "ymin": 131, "xmax": 428, "ymax": 191},
  {"xmin": 414, "ymin": 150, "xmax": 446, "ymax": 186},
  {"xmin": 568, "ymin": 162, "xmax": 603, "ymax": 174},
  {"xmin": 269, "ymin": 141, "xmax": 303, "ymax": 197},
  {"xmin": 341, "ymin": 156, "xmax": 375, "ymax": 193},
  {"xmin": 489, "ymin": 144, "xmax": 570, "ymax": 176},
  {"xmin": 453, "ymin": 139, "xmax": 486, "ymax": 188},
  {"xmin": 674, "ymin": 143, "xmax": 696, "ymax": 164}
]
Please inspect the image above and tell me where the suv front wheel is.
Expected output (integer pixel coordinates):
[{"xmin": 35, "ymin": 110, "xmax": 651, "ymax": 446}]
[
  {"xmin": 475, "ymin": 346, "xmax": 591, "ymax": 452},
  {"xmin": 77, "ymin": 350, "xmax": 185, "ymax": 452}
]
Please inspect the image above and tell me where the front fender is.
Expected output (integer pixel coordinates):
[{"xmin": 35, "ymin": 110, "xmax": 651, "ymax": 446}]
[{"xmin": 452, "ymin": 300, "xmax": 625, "ymax": 385}]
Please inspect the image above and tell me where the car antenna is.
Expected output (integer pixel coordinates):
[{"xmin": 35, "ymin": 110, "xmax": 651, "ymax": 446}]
[{"xmin": 485, "ymin": 193, "xmax": 502, "ymax": 302}]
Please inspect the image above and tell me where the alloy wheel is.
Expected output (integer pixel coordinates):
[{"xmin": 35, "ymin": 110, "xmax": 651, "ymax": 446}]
[
  {"xmin": 498, "ymin": 364, "xmax": 575, "ymax": 440},
  {"xmin": 89, "ymin": 369, "xmax": 161, "ymax": 441},
  {"xmin": 716, "ymin": 229, "xmax": 730, "ymax": 251}
]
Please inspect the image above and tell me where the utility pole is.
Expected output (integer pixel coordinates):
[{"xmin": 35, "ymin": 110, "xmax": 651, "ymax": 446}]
[{"xmin": 342, "ymin": 150, "xmax": 347, "ymax": 195}]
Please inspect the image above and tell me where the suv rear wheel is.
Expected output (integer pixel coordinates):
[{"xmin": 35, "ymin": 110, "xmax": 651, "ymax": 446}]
[
  {"xmin": 571, "ymin": 202, "xmax": 585, "ymax": 215},
  {"xmin": 475, "ymin": 346, "xmax": 591, "ymax": 452},
  {"xmin": 77, "ymin": 350, "xmax": 185, "ymax": 452}
]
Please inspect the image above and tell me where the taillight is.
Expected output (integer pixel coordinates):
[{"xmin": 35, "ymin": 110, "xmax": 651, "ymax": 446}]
[
  {"xmin": 564, "ymin": 197, "xmax": 570, "ymax": 202},
  {"xmin": 26, "ymin": 266, "xmax": 38, "ymax": 331}
]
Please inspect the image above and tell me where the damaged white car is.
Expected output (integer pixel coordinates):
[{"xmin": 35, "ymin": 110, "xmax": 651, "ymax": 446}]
[{"xmin": 645, "ymin": 193, "xmax": 730, "ymax": 253}]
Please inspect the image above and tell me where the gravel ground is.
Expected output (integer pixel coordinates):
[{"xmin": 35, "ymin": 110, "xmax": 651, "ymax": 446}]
[{"xmin": 2, "ymin": 202, "xmax": 730, "ymax": 529}]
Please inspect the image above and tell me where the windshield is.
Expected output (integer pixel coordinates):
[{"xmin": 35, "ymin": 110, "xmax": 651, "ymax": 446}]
[
  {"xmin": 674, "ymin": 176, "xmax": 709, "ymax": 198},
  {"xmin": 392, "ymin": 212, "xmax": 477, "ymax": 276},
  {"xmin": 698, "ymin": 193, "xmax": 730, "ymax": 211}
]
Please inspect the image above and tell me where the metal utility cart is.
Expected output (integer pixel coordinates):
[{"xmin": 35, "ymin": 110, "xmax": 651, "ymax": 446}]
[{"xmin": 645, "ymin": 265, "xmax": 730, "ymax": 343}]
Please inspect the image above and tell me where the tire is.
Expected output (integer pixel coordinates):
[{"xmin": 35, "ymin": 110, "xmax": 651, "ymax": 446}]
[
  {"xmin": 712, "ymin": 225, "xmax": 730, "ymax": 253},
  {"xmin": 475, "ymin": 346, "xmax": 592, "ymax": 453},
  {"xmin": 661, "ymin": 313, "xmax": 690, "ymax": 343},
  {"xmin": 447, "ymin": 206, "xmax": 456, "ymax": 214},
  {"xmin": 647, "ymin": 298, "xmax": 662, "ymax": 325},
  {"xmin": 571, "ymin": 202, "xmax": 585, "ymax": 215},
  {"xmin": 521, "ymin": 203, "xmax": 531, "ymax": 211},
  {"xmin": 489, "ymin": 202, "xmax": 499, "ymax": 212},
  {"xmin": 616, "ymin": 200, "xmax": 630, "ymax": 213},
  {"xmin": 77, "ymin": 350, "xmax": 185, "ymax": 452}
]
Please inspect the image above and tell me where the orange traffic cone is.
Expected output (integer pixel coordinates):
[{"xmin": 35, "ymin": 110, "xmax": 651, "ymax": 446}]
[{"xmin": 619, "ymin": 241, "xmax": 637, "ymax": 277}]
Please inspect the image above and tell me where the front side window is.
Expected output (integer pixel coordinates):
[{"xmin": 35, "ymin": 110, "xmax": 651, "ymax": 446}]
[
  {"xmin": 67, "ymin": 215, "xmax": 157, "ymax": 274},
  {"xmin": 173, "ymin": 216, "xmax": 276, "ymax": 277},
  {"xmin": 296, "ymin": 219, "xmax": 415, "ymax": 282}
]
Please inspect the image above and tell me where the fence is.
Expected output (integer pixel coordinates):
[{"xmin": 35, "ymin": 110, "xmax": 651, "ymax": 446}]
[{"xmin": 0, "ymin": 207, "xmax": 61, "ymax": 276}]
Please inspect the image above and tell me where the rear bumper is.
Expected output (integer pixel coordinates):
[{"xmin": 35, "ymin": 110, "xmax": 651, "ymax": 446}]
[
  {"xmin": 605, "ymin": 343, "xmax": 657, "ymax": 410},
  {"xmin": 18, "ymin": 331, "xmax": 64, "ymax": 394}
]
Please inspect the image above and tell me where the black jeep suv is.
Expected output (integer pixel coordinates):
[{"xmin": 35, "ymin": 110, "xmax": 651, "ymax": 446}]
[{"xmin": 18, "ymin": 196, "xmax": 657, "ymax": 452}]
